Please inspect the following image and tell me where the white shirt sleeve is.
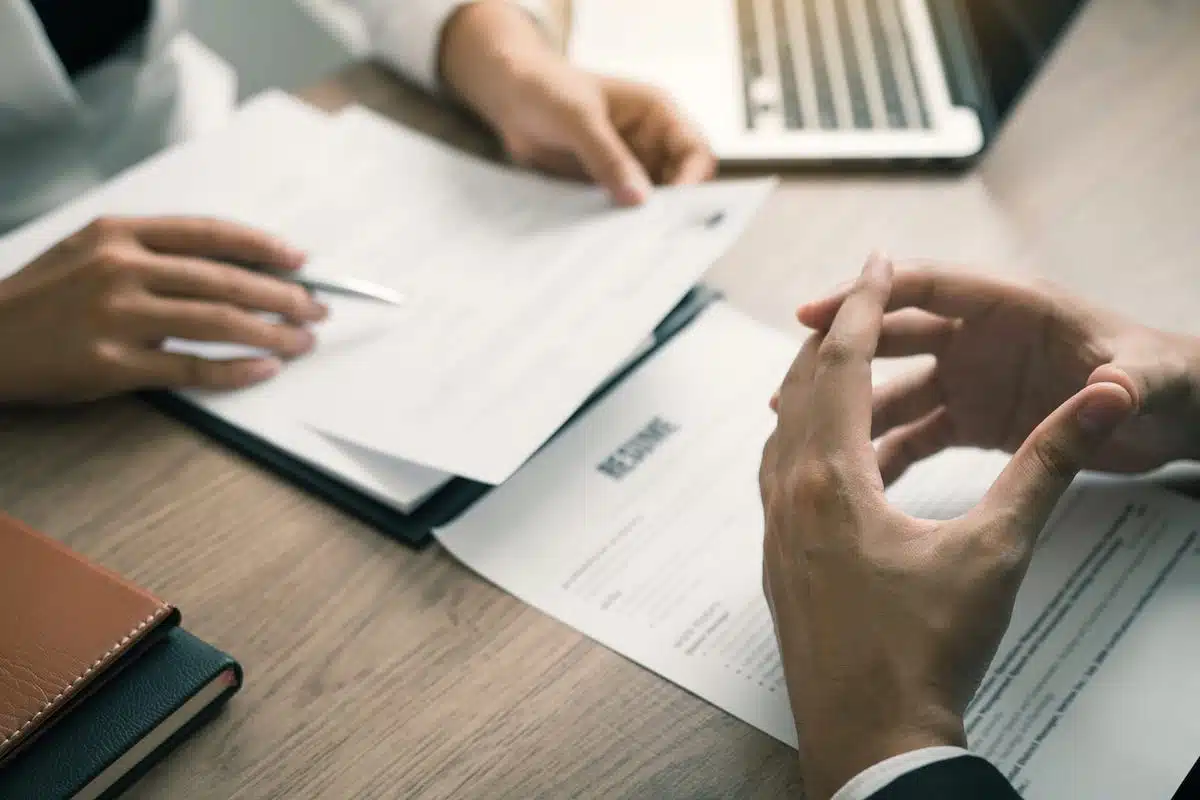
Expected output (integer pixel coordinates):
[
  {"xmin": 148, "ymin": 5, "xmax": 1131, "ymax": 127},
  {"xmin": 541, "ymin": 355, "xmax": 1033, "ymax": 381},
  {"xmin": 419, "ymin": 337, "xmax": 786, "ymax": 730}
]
[
  {"xmin": 346, "ymin": 0, "xmax": 551, "ymax": 93},
  {"xmin": 831, "ymin": 746, "xmax": 972, "ymax": 800}
]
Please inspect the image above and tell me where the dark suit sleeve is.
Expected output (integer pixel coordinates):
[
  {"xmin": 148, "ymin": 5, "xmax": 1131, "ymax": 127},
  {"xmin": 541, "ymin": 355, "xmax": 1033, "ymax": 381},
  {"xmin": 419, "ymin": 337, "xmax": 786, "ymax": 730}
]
[{"xmin": 869, "ymin": 755, "xmax": 1021, "ymax": 799}]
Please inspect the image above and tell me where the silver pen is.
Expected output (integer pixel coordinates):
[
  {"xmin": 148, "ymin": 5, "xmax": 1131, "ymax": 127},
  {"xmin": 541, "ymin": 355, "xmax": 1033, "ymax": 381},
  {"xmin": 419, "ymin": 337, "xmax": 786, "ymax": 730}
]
[
  {"xmin": 241, "ymin": 260, "xmax": 405, "ymax": 306},
  {"xmin": 287, "ymin": 273, "xmax": 406, "ymax": 306}
]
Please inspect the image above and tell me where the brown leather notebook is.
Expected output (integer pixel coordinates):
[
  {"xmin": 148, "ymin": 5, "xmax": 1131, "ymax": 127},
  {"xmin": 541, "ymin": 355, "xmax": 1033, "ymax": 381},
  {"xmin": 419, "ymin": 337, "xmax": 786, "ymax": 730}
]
[{"xmin": 0, "ymin": 512, "xmax": 178, "ymax": 766}]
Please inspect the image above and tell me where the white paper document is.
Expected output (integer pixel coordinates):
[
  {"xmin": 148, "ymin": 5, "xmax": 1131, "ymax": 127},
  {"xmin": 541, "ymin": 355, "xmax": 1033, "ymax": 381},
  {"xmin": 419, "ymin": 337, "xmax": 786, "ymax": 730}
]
[
  {"xmin": 281, "ymin": 107, "xmax": 776, "ymax": 484},
  {"xmin": 965, "ymin": 478, "xmax": 1200, "ymax": 798},
  {"xmin": 436, "ymin": 302, "xmax": 1200, "ymax": 798},
  {"xmin": 437, "ymin": 302, "xmax": 799, "ymax": 737}
]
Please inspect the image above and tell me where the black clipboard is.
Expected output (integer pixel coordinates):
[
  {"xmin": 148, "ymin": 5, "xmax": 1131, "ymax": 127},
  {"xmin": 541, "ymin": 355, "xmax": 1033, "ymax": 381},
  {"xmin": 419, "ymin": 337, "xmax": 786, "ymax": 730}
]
[{"xmin": 140, "ymin": 286, "xmax": 724, "ymax": 547}]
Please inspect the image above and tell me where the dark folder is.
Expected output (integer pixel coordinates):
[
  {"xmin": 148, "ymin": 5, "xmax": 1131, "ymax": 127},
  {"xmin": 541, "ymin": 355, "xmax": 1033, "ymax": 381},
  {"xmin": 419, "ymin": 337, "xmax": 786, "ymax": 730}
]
[{"xmin": 142, "ymin": 285, "xmax": 723, "ymax": 547}]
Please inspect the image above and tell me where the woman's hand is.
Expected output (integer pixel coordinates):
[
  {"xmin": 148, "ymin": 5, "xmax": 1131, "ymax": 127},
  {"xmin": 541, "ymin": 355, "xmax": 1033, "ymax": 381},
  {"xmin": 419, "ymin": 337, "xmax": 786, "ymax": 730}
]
[
  {"xmin": 0, "ymin": 215, "xmax": 325, "ymax": 403},
  {"xmin": 439, "ymin": 1, "xmax": 715, "ymax": 205}
]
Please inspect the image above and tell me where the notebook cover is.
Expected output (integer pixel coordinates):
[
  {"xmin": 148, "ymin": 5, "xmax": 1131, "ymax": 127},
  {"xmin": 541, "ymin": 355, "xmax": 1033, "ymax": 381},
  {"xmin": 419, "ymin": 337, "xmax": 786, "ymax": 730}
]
[
  {"xmin": 0, "ymin": 513, "xmax": 179, "ymax": 765},
  {"xmin": 0, "ymin": 627, "xmax": 242, "ymax": 800},
  {"xmin": 142, "ymin": 285, "xmax": 724, "ymax": 547}
]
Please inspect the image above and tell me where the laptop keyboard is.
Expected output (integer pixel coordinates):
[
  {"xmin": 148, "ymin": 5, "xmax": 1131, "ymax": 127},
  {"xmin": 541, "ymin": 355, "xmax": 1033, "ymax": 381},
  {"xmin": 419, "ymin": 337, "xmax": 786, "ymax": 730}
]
[{"xmin": 738, "ymin": 0, "xmax": 932, "ymax": 132}]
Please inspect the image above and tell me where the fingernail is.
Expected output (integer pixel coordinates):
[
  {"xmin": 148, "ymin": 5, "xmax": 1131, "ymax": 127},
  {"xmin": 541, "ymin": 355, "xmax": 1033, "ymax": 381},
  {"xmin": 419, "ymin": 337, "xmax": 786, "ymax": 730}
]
[
  {"xmin": 622, "ymin": 173, "xmax": 654, "ymax": 204},
  {"xmin": 1077, "ymin": 385, "xmax": 1133, "ymax": 433},
  {"xmin": 275, "ymin": 250, "xmax": 306, "ymax": 270},
  {"xmin": 296, "ymin": 299, "xmax": 327, "ymax": 323},
  {"xmin": 292, "ymin": 329, "xmax": 316, "ymax": 355},
  {"xmin": 248, "ymin": 359, "xmax": 282, "ymax": 381},
  {"xmin": 865, "ymin": 251, "xmax": 893, "ymax": 278},
  {"xmin": 1087, "ymin": 365, "xmax": 1140, "ymax": 410}
]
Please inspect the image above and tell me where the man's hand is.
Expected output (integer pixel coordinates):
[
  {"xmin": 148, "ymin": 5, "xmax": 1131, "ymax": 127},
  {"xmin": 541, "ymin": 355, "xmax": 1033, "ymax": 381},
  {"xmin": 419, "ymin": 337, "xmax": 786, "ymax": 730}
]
[
  {"xmin": 790, "ymin": 266, "xmax": 1200, "ymax": 483},
  {"xmin": 439, "ymin": 1, "xmax": 715, "ymax": 205},
  {"xmin": 760, "ymin": 255, "xmax": 1135, "ymax": 799},
  {"xmin": 0, "ymin": 216, "xmax": 326, "ymax": 403}
]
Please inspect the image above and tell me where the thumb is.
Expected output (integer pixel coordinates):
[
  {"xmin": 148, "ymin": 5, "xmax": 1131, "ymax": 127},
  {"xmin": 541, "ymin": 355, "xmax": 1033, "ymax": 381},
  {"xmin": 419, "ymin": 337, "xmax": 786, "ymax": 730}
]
[
  {"xmin": 563, "ymin": 108, "xmax": 653, "ymax": 205},
  {"xmin": 979, "ymin": 382, "xmax": 1135, "ymax": 530},
  {"xmin": 1088, "ymin": 363, "xmax": 1147, "ymax": 412}
]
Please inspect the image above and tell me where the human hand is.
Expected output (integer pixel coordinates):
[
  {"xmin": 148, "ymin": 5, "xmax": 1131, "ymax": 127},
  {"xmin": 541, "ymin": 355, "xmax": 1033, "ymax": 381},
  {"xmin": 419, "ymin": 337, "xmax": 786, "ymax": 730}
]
[
  {"xmin": 0, "ymin": 216, "xmax": 326, "ymax": 403},
  {"xmin": 759, "ymin": 255, "xmax": 1135, "ymax": 799},
  {"xmin": 439, "ymin": 1, "xmax": 714, "ymax": 205},
  {"xmin": 791, "ymin": 266, "xmax": 1200, "ymax": 484}
]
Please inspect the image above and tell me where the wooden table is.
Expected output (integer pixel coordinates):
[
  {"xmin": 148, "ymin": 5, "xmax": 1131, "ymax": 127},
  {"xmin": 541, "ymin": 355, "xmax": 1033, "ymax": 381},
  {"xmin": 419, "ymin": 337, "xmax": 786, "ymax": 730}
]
[{"xmin": 2, "ymin": 1, "xmax": 1197, "ymax": 797}]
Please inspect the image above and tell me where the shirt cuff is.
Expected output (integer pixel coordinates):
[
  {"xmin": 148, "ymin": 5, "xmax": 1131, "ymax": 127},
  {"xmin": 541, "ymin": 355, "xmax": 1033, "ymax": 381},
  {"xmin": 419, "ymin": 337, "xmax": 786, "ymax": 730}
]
[
  {"xmin": 831, "ymin": 746, "xmax": 971, "ymax": 800},
  {"xmin": 353, "ymin": 0, "xmax": 551, "ymax": 93}
]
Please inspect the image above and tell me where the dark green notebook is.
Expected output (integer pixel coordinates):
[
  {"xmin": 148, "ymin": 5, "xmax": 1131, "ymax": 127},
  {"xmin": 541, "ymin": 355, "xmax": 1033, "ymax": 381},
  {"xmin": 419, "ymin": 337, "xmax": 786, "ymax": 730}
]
[{"xmin": 0, "ymin": 628, "xmax": 242, "ymax": 800}]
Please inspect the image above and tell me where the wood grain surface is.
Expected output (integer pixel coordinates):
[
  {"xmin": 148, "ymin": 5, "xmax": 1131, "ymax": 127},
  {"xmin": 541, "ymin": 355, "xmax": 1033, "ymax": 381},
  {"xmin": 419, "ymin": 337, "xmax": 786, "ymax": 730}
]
[{"xmin": 1, "ymin": 1, "xmax": 1197, "ymax": 797}]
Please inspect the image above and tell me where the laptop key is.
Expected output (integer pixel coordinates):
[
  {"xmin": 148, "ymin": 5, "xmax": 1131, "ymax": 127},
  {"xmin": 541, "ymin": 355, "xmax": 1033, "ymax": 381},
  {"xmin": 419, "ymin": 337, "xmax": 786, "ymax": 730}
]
[{"xmin": 738, "ymin": 0, "xmax": 931, "ymax": 132}]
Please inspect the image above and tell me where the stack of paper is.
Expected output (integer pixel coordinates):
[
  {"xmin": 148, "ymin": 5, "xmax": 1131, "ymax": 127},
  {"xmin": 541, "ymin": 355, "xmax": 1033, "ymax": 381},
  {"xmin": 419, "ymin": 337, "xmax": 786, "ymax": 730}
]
[{"xmin": 0, "ymin": 91, "xmax": 775, "ymax": 512}]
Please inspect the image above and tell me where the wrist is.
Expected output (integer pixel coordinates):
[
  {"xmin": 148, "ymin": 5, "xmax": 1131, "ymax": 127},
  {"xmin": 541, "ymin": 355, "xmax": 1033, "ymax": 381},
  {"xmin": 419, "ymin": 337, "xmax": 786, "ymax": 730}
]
[
  {"xmin": 438, "ymin": 1, "xmax": 554, "ymax": 131},
  {"xmin": 797, "ymin": 700, "xmax": 965, "ymax": 799}
]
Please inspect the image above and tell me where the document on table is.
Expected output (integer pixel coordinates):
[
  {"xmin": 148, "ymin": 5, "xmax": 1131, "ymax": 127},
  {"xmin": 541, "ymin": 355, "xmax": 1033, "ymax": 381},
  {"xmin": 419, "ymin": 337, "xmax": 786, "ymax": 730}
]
[
  {"xmin": 435, "ymin": 302, "xmax": 1200, "ymax": 799},
  {"xmin": 278, "ymin": 107, "xmax": 776, "ymax": 484},
  {"xmin": 964, "ymin": 478, "xmax": 1200, "ymax": 798}
]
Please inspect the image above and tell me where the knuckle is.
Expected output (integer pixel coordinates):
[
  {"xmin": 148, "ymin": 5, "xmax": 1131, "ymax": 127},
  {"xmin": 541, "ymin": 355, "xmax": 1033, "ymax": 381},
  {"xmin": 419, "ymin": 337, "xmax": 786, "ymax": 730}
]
[
  {"xmin": 203, "ymin": 267, "xmax": 238, "ymax": 300},
  {"xmin": 817, "ymin": 336, "xmax": 855, "ymax": 368},
  {"xmin": 90, "ymin": 240, "xmax": 135, "ymax": 269},
  {"xmin": 88, "ymin": 339, "xmax": 125, "ymax": 369},
  {"xmin": 85, "ymin": 215, "xmax": 127, "ymax": 240},
  {"xmin": 563, "ymin": 99, "xmax": 603, "ymax": 130},
  {"xmin": 1031, "ymin": 436, "xmax": 1077, "ymax": 480},
  {"xmin": 909, "ymin": 264, "xmax": 942, "ymax": 306},
  {"xmin": 780, "ymin": 454, "xmax": 864, "ymax": 524},
  {"xmin": 204, "ymin": 303, "xmax": 247, "ymax": 334},
  {"xmin": 789, "ymin": 457, "xmax": 839, "ymax": 501},
  {"xmin": 94, "ymin": 288, "xmax": 136, "ymax": 322}
]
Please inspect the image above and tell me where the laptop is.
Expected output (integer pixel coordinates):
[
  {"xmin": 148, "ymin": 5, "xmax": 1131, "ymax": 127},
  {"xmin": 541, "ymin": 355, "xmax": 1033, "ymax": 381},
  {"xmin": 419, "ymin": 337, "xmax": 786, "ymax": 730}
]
[{"xmin": 569, "ymin": 0, "xmax": 1087, "ymax": 166}]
